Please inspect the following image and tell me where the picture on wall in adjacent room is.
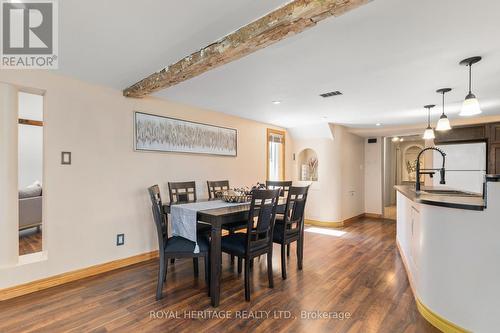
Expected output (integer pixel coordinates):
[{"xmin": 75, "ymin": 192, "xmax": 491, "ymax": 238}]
[{"xmin": 134, "ymin": 112, "xmax": 237, "ymax": 156}]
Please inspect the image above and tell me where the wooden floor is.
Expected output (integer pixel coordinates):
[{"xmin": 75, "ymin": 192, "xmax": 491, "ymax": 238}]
[
  {"xmin": 0, "ymin": 218, "xmax": 439, "ymax": 333},
  {"xmin": 19, "ymin": 228, "xmax": 42, "ymax": 256}
]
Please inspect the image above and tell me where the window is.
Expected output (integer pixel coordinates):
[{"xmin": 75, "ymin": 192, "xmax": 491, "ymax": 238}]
[{"xmin": 267, "ymin": 129, "xmax": 285, "ymax": 181}]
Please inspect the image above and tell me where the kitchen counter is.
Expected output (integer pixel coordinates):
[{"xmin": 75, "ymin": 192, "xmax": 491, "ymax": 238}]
[
  {"xmin": 395, "ymin": 178, "xmax": 500, "ymax": 332},
  {"xmin": 394, "ymin": 185, "xmax": 484, "ymax": 211}
]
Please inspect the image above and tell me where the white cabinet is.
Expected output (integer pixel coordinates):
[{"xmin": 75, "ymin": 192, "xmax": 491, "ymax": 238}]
[
  {"xmin": 410, "ymin": 205, "xmax": 420, "ymax": 271},
  {"xmin": 396, "ymin": 192, "xmax": 420, "ymax": 275}
]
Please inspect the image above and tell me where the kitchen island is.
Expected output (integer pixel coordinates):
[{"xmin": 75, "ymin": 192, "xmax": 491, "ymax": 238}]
[{"xmin": 395, "ymin": 175, "xmax": 500, "ymax": 333}]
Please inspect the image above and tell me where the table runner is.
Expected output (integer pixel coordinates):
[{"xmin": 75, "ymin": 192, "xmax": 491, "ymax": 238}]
[{"xmin": 170, "ymin": 200, "xmax": 248, "ymax": 253}]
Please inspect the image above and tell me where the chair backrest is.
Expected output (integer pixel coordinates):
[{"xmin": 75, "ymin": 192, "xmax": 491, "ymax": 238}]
[
  {"xmin": 168, "ymin": 181, "xmax": 197, "ymax": 203},
  {"xmin": 207, "ymin": 180, "xmax": 230, "ymax": 199},
  {"xmin": 148, "ymin": 185, "xmax": 167, "ymax": 251},
  {"xmin": 245, "ymin": 189, "xmax": 281, "ymax": 253},
  {"xmin": 280, "ymin": 186, "xmax": 310, "ymax": 236},
  {"xmin": 266, "ymin": 180, "xmax": 293, "ymax": 197}
]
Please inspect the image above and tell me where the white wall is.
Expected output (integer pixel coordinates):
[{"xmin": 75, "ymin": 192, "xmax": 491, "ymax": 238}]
[
  {"xmin": 0, "ymin": 71, "xmax": 288, "ymax": 289},
  {"xmin": 288, "ymin": 123, "xmax": 364, "ymax": 223},
  {"xmin": 289, "ymin": 124, "xmax": 342, "ymax": 222},
  {"xmin": 337, "ymin": 125, "xmax": 365, "ymax": 220},
  {"xmin": 364, "ymin": 137, "xmax": 383, "ymax": 215},
  {"xmin": 0, "ymin": 83, "xmax": 19, "ymax": 267}
]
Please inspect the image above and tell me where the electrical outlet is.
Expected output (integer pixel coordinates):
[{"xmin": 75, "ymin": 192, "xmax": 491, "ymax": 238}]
[{"xmin": 116, "ymin": 234, "xmax": 125, "ymax": 246}]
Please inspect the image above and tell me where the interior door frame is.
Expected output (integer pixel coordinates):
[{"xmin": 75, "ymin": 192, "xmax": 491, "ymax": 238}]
[{"xmin": 266, "ymin": 128, "xmax": 286, "ymax": 181}]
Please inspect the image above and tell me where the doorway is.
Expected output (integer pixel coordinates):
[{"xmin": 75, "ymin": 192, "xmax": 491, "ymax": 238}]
[
  {"xmin": 383, "ymin": 135, "xmax": 425, "ymax": 220},
  {"xmin": 18, "ymin": 91, "xmax": 44, "ymax": 256}
]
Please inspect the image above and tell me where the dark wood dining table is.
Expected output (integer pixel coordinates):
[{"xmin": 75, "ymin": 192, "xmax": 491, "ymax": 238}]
[{"xmin": 163, "ymin": 199, "xmax": 286, "ymax": 307}]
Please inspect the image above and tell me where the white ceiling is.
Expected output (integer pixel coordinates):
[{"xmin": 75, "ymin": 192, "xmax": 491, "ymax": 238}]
[
  {"xmin": 57, "ymin": 0, "xmax": 288, "ymax": 89},
  {"xmin": 58, "ymin": 0, "xmax": 500, "ymax": 130}
]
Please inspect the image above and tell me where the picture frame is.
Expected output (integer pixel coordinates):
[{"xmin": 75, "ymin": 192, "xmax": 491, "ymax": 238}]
[{"xmin": 134, "ymin": 111, "xmax": 237, "ymax": 157}]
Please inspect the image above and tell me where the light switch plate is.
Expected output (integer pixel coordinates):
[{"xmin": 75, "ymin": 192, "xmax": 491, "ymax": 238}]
[
  {"xmin": 116, "ymin": 234, "xmax": 125, "ymax": 246},
  {"xmin": 61, "ymin": 152, "xmax": 71, "ymax": 165}
]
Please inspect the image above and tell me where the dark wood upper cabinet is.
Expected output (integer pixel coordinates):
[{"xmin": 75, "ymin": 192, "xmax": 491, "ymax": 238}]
[
  {"xmin": 489, "ymin": 123, "xmax": 500, "ymax": 144},
  {"xmin": 489, "ymin": 144, "xmax": 500, "ymax": 174},
  {"xmin": 433, "ymin": 122, "xmax": 500, "ymax": 174},
  {"xmin": 434, "ymin": 124, "xmax": 487, "ymax": 143}
]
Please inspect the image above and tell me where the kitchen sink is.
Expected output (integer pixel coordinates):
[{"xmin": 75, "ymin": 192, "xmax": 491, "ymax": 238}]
[{"xmin": 421, "ymin": 189, "xmax": 481, "ymax": 197}]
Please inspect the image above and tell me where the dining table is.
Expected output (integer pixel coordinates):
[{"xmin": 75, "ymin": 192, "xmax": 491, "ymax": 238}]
[{"xmin": 163, "ymin": 198, "xmax": 287, "ymax": 307}]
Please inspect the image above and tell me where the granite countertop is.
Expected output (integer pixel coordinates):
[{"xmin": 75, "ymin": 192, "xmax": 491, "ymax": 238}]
[{"xmin": 395, "ymin": 185, "xmax": 485, "ymax": 211}]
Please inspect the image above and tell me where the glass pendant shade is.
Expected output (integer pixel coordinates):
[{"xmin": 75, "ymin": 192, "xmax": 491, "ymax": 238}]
[
  {"xmin": 459, "ymin": 57, "xmax": 483, "ymax": 117},
  {"xmin": 460, "ymin": 93, "xmax": 482, "ymax": 116},
  {"xmin": 436, "ymin": 115, "xmax": 451, "ymax": 131},
  {"xmin": 435, "ymin": 88, "xmax": 452, "ymax": 131},
  {"xmin": 423, "ymin": 127, "xmax": 435, "ymax": 140}
]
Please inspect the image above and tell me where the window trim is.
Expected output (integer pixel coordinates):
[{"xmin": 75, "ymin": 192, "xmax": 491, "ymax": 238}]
[{"xmin": 266, "ymin": 128, "xmax": 286, "ymax": 181}]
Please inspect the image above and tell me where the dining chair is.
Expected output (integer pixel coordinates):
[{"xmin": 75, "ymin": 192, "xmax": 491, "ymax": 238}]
[
  {"xmin": 168, "ymin": 181, "xmax": 211, "ymax": 234},
  {"xmin": 206, "ymin": 180, "xmax": 230, "ymax": 199},
  {"xmin": 221, "ymin": 189, "xmax": 281, "ymax": 301},
  {"xmin": 265, "ymin": 180, "xmax": 293, "ymax": 198},
  {"xmin": 266, "ymin": 180, "xmax": 293, "ymax": 255},
  {"xmin": 273, "ymin": 186, "xmax": 309, "ymax": 279},
  {"xmin": 207, "ymin": 180, "xmax": 248, "ymax": 265},
  {"xmin": 148, "ymin": 185, "xmax": 210, "ymax": 300},
  {"xmin": 168, "ymin": 181, "xmax": 197, "ymax": 203}
]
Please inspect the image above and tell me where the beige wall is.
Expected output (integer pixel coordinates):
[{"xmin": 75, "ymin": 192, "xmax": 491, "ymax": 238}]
[
  {"xmin": 338, "ymin": 126, "xmax": 365, "ymax": 220},
  {"xmin": 288, "ymin": 123, "xmax": 364, "ymax": 223},
  {"xmin": 0, "ymin": 71, "xmax": 287, "ymax": 288},
  {"xmin": 364, "ymin": 137, "xmax": 383, "ymax": 215}
]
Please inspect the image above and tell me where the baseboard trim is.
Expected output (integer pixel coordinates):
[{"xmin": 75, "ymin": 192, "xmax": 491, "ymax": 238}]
[
  {"xmin": 396, "ymin": 240, "xmax": 470, "ymax": 333},
  {"xmin": 364, "ymin": 213, "xmax": 383, "ymax": 219},
  {"xmin": 305, "ymin": 219, "xmax": 343, "ymax": 228},
  {"xmin": 0, "ymin": 250, "xmax": 158, "ymax": 301},
  {"xmin": 305, "ymin": 213, "xmax": 383, "ymax": 228}
]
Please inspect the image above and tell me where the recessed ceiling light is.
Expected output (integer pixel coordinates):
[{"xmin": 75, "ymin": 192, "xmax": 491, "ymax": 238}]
[
  {"xmin": 272, "ymin": 100, "xmax": 281, "ymax": 105},
  {"xmin": 376, "ymin": 123, "xmax": 381, "ymax": 126}
]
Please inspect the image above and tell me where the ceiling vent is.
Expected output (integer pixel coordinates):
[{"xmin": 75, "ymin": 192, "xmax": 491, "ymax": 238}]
[{"xmin": 320, "ymin": 91, "xmax": 342, "ymax": 98}]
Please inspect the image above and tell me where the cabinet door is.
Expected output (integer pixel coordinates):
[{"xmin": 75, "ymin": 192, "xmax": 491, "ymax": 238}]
[
  {"xmin": 410, "ymin": 206, "xmax": 420, "ymax": 271},
  {"xmin": 489, "ymin": 123, "xmax": 500, "ymax": 144},
  {"xmin": 489, "ymin": 143, "xmax": 500, "ymax": 174}
]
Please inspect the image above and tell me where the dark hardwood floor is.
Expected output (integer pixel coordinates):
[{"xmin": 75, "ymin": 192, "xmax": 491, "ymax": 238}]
[
  {"xmin": 0, "ymin": 218, "xmax": 440, "ymax": 333},
  {"xmin": 19, "ymin": 228, "xmax": 42, "ymax": 256}
]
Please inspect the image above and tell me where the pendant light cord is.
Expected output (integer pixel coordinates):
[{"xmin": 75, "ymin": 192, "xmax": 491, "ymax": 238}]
[
  {"xmin": 427, "ymin": 107, "xmax": 431, "ymax": 127},
  {"xmin": 442, "ymin": 92, "xmax": 445, "ymax": 116},
  {"xmin": 468, "ymin": 63, "xmax": 472, "ymax": 94}
]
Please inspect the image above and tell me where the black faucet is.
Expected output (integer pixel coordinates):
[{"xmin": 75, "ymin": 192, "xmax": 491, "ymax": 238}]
[{"xmin": 415, "ymin": 147, "xmax": 446, "ymax": 192}]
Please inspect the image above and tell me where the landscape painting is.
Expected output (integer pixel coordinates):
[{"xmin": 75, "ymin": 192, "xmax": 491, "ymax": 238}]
[{"xmin": 134, "ymin": 112, "xmax": 237, "ymax": 156}]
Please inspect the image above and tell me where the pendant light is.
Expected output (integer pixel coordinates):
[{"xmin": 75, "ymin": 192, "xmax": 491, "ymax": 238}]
[
  {"xmin": 459, "ymin": 56, "xmax": 482, "ymax": 116},
  {"xmin": 436, "ymin": 88, "xmax": 452, "ymax": 131},
  {"xmin": 422, "ymin": 105, "xmax": 436, "ymax": 140}
]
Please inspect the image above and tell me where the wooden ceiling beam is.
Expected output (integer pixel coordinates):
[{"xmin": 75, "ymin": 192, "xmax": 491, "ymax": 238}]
[{"xmin": 123, "ymin": 0, "xmax": 372, "ymax": 98}]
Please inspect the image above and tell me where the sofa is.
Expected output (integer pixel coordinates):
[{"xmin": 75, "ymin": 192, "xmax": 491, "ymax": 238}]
[{"xmin": 19, "ymin": 185, "xmax": 42, "ymax": 231}]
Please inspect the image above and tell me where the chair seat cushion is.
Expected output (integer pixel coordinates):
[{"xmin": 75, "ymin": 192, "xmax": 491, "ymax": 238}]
[
  {"xmin": 221, "ymin": 232, "xmax": 270, "ymax": 256},
  {"xmin": 221, "ymin": 233, "xmax": 247, "ymax": 256},
  {"xmin": 221, "ymin": 220, "xmax": 247, "ymax": 231},
  {"xmin": 164, "ymin": 235, "xmax": 209, "ymax": 254},
  {"xmin": 273, "ymin": 224, "xmax": 299, "ymax": 243}
]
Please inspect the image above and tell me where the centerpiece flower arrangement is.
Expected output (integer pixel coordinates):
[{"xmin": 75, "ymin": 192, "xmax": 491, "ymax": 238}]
[{"xmin": 220, "ymin": 183, "xmax": 266, "ymax": 203}]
